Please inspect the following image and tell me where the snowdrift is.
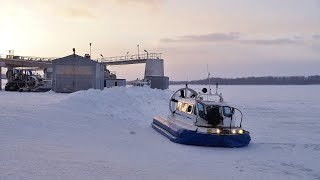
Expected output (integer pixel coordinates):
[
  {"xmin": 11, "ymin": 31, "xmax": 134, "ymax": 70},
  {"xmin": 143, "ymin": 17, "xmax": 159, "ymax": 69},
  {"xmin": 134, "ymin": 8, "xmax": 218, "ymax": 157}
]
[{"xmin": 59, "ymin": 87, "xmax": 172, "ymax": 121}]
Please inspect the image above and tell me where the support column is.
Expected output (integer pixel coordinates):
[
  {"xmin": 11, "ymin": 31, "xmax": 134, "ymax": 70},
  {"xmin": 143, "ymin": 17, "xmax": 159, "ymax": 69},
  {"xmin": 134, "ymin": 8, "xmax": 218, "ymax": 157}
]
[
  {"xmin": 0, "ymin": 62, "xmax": 5, "ymax": 91},
  {"xmin": 144, "ymin": 59, "xmax": 164, "ymax": 78},
  {"xmin": 0, "ymin": 66, "xmax": 2, "ymax": 90}
]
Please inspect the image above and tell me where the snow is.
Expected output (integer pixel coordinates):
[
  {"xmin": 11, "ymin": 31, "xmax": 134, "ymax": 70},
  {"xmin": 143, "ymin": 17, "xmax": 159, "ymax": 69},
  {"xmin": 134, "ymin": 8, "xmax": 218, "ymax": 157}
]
[{"xmin": 1, "ymin": 85, "xmax": 320, "ymax": 180}]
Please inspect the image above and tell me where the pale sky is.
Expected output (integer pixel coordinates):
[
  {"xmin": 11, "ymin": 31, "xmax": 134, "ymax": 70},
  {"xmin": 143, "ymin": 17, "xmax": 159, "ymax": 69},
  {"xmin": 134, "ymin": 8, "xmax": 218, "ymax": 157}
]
[{"xmin": 1, "ymin": 0, "xmax": 319, "ymax": 80}]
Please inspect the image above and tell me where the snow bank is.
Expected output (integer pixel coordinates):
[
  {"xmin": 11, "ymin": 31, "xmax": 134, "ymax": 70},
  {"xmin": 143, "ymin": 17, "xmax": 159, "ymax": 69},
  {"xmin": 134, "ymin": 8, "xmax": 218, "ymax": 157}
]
[{"xmin": 59, "ymin": 87, "xmax": 171, "ymax": 123}]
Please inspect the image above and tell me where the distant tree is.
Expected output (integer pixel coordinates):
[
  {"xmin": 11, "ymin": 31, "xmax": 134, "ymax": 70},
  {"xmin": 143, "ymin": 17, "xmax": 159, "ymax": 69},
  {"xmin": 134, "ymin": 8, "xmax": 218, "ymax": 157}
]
[{"xmin": 170, "ymin": 75, "xmax": 320, "ymax": 85}]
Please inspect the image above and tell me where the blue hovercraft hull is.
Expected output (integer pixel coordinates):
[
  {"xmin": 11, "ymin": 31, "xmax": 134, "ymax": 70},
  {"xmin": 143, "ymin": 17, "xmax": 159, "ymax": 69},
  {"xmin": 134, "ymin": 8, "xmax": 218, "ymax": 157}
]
[{"xmin": 152, "ymin": 116, "xmax": 251, "ymax": 148}]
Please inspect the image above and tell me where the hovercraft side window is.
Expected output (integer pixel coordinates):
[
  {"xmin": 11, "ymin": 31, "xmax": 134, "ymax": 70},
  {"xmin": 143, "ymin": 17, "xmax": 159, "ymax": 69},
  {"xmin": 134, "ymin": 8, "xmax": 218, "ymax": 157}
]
[
  {"xmin": 176, "ymin": 102, "xmax": 188, "ymax": 112},
  {"xmin": 176, "ymin": 102, "xmax": 183, "ymax": 111},
  {"xmin": 186, "ymin": 105, "xmax": 193, "ymax": 114},
  {"xmin": 180, "ymin": 103, "xmax": 188, "ymax": 112},
  {"xmin": 176, "ymin": 102, "xmax": 192, "ymax": 114},
  {"xmin": 223, "ymin": 106, "xmax": 233, "ymax": 117}
]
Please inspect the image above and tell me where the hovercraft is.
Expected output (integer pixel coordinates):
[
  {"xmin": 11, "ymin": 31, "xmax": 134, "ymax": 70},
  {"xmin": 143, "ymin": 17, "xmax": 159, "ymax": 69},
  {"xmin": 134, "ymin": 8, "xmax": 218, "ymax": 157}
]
[{"xmin": 152, "ymin": 84, "xmax": 251, "ymax": 148}]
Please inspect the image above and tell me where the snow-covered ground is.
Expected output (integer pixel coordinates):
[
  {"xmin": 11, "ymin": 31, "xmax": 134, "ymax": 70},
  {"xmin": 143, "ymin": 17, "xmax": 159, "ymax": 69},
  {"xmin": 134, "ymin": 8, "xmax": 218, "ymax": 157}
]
[{"xmin": 1, "ymin": 85, "xmax": 320, "ymax": 180}]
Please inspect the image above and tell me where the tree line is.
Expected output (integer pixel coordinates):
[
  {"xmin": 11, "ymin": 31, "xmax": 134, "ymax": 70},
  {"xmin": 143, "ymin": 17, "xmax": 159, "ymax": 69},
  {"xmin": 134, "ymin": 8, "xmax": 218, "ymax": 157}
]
[{"xmin": 170, "ymin": 75, "xmax": 320, "ymax": 85}]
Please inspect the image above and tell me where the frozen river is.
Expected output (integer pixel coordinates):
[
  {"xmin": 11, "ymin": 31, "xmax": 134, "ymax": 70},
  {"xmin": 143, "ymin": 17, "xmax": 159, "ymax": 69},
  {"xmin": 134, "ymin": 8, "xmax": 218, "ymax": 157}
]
[{"xmin": 1, "ymin": 85, "xmax": 319, "ymax": 179}]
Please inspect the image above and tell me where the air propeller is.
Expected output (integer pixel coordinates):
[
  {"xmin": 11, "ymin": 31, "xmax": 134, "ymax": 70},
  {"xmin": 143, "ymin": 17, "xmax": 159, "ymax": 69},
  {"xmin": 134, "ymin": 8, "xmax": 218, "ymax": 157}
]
[{"xmin": 169, "ymin": 85, "xmax": 198, "ymax": 113}]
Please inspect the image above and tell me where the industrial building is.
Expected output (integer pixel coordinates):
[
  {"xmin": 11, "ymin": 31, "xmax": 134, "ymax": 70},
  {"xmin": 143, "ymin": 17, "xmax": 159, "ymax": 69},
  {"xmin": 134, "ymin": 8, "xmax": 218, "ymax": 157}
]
[
  {"xmin": 105, "ymin": 79, "xmax": 126, "ymax": 88},
  {"xmin": 52, "ymin": 54, "xmax": 104, "ymax": 93},
  {"xmin": 145, "ymin": 76, "xmax": 169, "ymax": 90}
]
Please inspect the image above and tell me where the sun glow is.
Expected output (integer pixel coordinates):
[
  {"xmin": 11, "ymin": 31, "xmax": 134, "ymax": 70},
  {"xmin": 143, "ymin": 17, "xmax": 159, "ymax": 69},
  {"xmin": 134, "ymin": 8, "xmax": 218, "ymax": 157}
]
[{"xmin": 0, "ymin": 17, "xmax": 18, "ymax": 54}]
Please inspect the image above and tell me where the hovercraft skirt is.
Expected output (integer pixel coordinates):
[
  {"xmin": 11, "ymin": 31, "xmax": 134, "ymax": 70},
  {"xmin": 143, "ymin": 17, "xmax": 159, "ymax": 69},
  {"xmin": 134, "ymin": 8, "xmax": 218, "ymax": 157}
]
[{"xmin": 152, "ymin": 116, "xmax": 251, "ymax": 148}]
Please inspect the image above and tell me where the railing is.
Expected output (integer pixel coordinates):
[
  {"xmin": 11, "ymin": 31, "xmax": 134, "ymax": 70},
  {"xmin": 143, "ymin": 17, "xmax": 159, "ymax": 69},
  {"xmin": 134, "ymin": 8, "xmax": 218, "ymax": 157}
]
[
  {"xmin": 0, "ymin": 53, "xmax": 163, "ymax": 63},
  {"xmin": 0, "ymin": 54, "xmax": 56, "ymax": 62},
  {"xmin": 99, "ymin": 53, "xmax": 162, "ymax": 62}
]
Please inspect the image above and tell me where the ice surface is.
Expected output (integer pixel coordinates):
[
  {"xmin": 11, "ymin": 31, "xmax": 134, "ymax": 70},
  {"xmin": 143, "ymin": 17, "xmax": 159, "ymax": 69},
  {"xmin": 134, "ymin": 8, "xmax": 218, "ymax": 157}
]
[{"xmin": 1, "ymin": 85, "xmax": 320, "ymax": 180}]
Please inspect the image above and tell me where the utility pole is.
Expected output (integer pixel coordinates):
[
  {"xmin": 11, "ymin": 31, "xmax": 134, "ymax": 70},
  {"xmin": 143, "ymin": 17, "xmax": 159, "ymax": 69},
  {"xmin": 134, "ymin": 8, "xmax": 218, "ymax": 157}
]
[
  {"xmin": 137, "ymin": 44, "xmax": 140, "ymax": 59},
  {"xmin": 144, "ymin": 49, "xmax": 149, "ymax": 59},
  {"xmin": 126, "ymin": 51, "xmax": 129, "ymax": 60},
  {"xmin": 89, "ymin": 43, "xmax": 92, "ymax": 59}
]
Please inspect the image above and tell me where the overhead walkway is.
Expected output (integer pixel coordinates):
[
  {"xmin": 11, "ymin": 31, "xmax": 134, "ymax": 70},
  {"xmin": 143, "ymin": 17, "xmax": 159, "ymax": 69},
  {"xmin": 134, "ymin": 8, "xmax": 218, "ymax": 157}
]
[
  {"xmin": 0, "ymin": 54, "xmax": 54, "ymax": 68},
  {"xmin": 99, "ymin": 53, "xmax": 162, "ymax": 65}
]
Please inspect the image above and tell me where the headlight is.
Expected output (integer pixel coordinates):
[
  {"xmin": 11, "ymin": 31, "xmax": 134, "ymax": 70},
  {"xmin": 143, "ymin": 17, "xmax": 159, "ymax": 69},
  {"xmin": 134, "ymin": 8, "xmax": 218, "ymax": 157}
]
[
  {"xmin": 232, "ymin": 129, "xmax": 237, "ymax": 134},
  {"xmin": 216, "ymin": 129, "xmax": 221, "ymax": 134},
  {"xmin": 238, "ymin": 129, "xmax": 244, "ymax": 134}
]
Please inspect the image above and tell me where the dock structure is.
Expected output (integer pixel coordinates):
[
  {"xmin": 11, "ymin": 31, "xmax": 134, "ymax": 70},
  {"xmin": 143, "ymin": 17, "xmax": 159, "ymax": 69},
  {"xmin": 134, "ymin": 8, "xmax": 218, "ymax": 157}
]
[
  {"xmin": 0, "ymin": 52, "xmax": 166, "ymax": 90},
  {"xmin": 0, "ymin": 53, "xmax": 162, "ymax": 67}
]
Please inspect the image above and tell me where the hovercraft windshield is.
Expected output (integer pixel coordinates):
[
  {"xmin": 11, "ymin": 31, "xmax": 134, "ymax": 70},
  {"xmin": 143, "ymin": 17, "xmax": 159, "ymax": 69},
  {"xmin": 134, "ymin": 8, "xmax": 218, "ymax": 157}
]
[
  {"xmin": 203, "ymin": 105, "xmax": 223, "ymax": 127},
  {"xmin": 197, "ymin": 104, "xmax": 241, "ymax": 128}
]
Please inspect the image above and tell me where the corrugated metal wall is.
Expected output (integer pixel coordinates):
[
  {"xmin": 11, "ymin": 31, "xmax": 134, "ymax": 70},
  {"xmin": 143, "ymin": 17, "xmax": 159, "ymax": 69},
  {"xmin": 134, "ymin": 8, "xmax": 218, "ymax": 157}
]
[{"xmin": 52, "ymin": 54, "xmax": 104, "ymax": 93}]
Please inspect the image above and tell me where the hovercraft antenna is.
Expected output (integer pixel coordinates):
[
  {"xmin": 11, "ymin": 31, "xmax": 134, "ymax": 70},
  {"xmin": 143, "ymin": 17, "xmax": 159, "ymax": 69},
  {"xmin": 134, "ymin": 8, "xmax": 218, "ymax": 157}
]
[
  {"xmin": 207, "ymin": 64, "xmax": 212, "ymax": 95},
  {"xmin": 185, "ymin": 83, "xmax": 188, "ymax": 98},
  {"xmin": 215, "ymin": 83, "xmax": 219, "ymax": 95}
]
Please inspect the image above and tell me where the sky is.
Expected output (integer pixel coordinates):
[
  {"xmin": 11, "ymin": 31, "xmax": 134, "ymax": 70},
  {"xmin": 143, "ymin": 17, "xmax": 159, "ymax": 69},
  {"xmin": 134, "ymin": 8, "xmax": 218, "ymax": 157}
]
[{"xmin": 0, "ymin": 0, "xmax": 320, "ymax": 80}]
